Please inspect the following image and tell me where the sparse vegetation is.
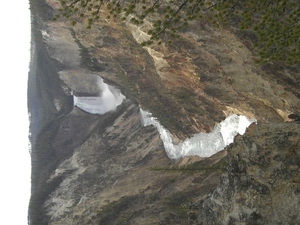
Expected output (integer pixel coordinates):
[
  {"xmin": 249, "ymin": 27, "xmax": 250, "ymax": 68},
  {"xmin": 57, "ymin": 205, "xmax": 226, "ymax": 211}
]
[{"xmin": 55, "ymin": 0, "xmax": 300, "ymax": 65}]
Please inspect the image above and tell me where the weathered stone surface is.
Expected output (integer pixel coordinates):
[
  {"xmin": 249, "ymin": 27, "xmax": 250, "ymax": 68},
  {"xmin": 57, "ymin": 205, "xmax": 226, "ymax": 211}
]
[
  {"xmin": 43, "ymin": 100, "xmax": 225, "ymax": 225},
  {"xmin": 44, "ymin": 0, "xmax": 300, "ymax": 138},
  {"xmin": 29, "ymin": 0, "xmax": 300, "ymax": 224},
  {"xmin": 191, "ymin": 122, "xmax": 300, "ymax": 225}
]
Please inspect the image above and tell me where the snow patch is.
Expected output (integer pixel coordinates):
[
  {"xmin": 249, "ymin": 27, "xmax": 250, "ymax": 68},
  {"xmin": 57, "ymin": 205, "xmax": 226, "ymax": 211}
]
[
  {"xmin": 140, "ymin": 109, "xmax": 256, "ymax": 159},
  {"xmin": 74, "ymin": 78, "xmax": 125, "ymax": 114},
  {"xmin": 53, "ymin": 99, "xmax": 61, "ymax": 111}
]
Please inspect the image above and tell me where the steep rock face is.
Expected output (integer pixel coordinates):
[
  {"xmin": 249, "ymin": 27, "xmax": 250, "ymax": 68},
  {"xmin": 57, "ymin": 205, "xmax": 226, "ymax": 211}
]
[
  {"xmin": 28, "ymin": 0, "xmax": 300, "ymax": 224},
  {"xmin": 43, "ymin": 100, "xmax": 226, "ymax": 225},
  {"xmin": 44, "ymin": 0, "xmax": 300, "ymax": 138},
  {"xmin": 191, "ymin": 122, "xmax": 300, "ymax": 225}
]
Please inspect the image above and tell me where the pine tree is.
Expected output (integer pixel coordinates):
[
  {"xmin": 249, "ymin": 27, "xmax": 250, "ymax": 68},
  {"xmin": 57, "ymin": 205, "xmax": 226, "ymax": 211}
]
[{"xmin": 54, "ymin": 0, "xmax": 300, "ymax": 65}]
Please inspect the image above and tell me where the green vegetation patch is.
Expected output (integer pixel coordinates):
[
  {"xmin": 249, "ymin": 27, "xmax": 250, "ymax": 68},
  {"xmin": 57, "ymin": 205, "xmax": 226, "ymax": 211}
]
[{"xmin": 55, "ymin": 0, "xmax": 300, "ymax": 65}]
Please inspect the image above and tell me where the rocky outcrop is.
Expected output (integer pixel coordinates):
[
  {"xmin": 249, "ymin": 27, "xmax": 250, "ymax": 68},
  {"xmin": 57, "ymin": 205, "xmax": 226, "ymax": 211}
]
[
  {"xmin": 28, "ymin": 0, "xmax": 300, "ymax": 224},
  {"xmin": 42, "ymin": 100, "xmax": 226, "ymax": 225},
  {"xmin": 41, "ymin": 0, "xmax": 300, "ymax": 139},
  {"xmin": 191, "ymin": 122, "xmax": 300, "ymax": 225}
]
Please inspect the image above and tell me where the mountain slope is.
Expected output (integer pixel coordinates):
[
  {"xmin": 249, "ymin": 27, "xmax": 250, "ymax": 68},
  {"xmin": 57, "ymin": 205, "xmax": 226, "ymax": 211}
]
[{"xmin": 28, "ymin": 0, "xmax": 300, "ymax": 224}]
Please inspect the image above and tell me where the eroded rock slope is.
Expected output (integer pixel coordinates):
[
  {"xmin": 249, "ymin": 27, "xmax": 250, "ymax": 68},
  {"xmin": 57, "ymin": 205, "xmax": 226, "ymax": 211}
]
[
  {"xmin": 28, "ymin": 0, "xmax": 300, "ymax": 224},
  {"xmin": 191, "ymin": 122, "xmax": 300, "ymax": 224}
]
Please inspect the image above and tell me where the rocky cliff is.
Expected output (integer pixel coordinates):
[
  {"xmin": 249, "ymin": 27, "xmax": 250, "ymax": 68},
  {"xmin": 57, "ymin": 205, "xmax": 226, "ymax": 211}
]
[
  {"xmin": 28, "ymin": 0, "xmax": 300, "ymax": 224},
  {"xmin": 192, "ymin": 122, "xmax": 300, "ymax": 224}
]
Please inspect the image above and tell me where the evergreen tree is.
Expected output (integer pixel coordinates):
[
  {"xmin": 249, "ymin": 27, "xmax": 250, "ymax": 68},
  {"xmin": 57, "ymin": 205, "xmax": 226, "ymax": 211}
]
[{"xmin": 54, "ymin": 0, "xmax": 300, "ymax": 65}]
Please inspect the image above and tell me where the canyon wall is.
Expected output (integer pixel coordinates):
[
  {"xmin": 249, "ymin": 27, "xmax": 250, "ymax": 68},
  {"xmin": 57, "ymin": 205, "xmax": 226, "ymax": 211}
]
[{"xmin": 28, "ymin": 0, "xmax": 300, "ymax": 224}]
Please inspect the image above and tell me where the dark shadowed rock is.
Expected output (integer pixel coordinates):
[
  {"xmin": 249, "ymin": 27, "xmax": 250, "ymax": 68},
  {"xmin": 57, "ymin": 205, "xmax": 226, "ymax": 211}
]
[{"xmin": 289, "ymin": 113, "xmax": 300, "ymax": 121}]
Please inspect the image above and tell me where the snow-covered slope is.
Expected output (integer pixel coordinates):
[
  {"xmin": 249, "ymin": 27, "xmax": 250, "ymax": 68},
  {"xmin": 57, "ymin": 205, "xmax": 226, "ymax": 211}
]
[{"xmin": 140, "ymin": 109, "xmax": 256, "ymax": 159}]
